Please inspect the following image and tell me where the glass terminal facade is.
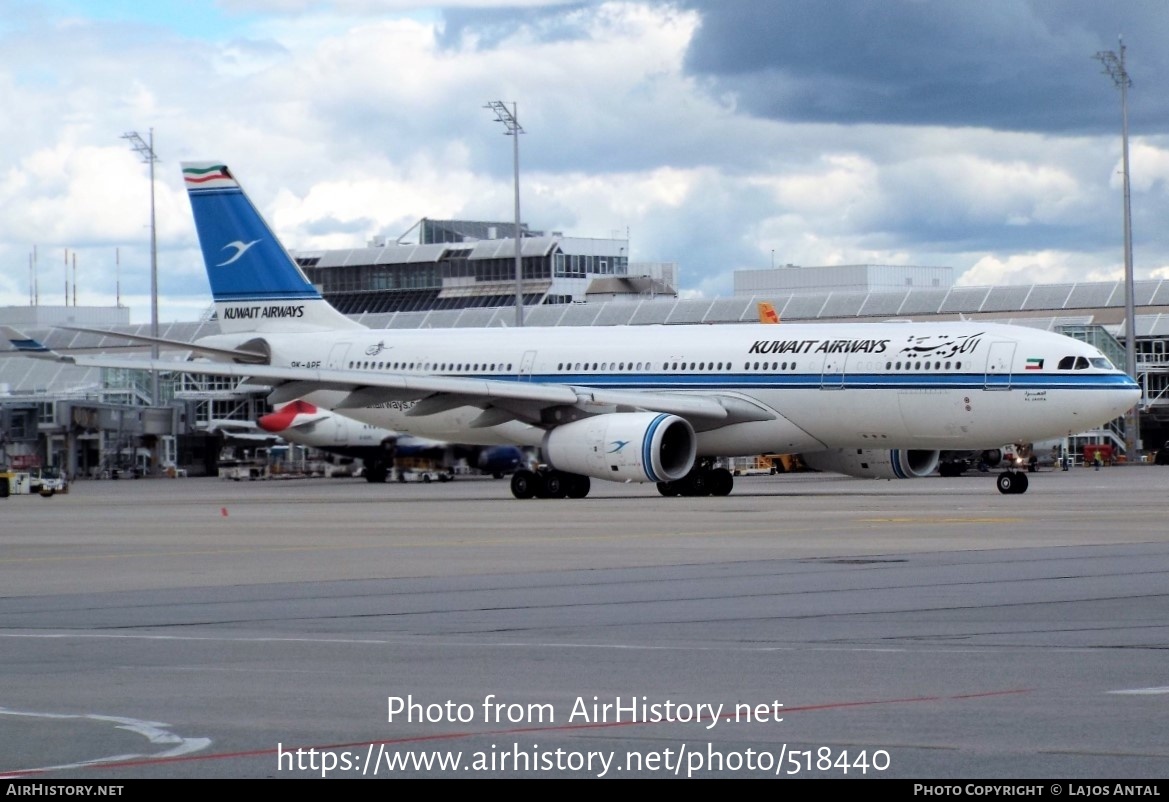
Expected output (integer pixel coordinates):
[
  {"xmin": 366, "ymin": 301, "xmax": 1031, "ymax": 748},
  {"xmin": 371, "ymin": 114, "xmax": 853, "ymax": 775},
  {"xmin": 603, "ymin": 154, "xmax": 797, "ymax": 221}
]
[{"xmin": 296, "ymin": 219, "xmax": 630, "ymax": 315}]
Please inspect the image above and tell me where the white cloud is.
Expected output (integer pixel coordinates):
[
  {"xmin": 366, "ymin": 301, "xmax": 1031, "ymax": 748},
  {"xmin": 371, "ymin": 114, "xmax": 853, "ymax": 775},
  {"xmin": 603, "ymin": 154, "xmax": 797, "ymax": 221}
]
[{"xmin": 957, "ymin": 251, "xmax": 1118, "ymax": 287}]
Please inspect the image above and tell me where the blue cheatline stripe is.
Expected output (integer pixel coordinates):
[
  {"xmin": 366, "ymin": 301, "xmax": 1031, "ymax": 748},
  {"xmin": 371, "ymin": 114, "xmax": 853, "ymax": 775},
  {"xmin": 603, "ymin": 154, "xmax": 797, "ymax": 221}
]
[
  {"xmin": 332, "ymin": 363, "xmax": 1138, "ymax": 395},
  {"xmin": 890, "ymin": 450, "xmax": 907, "ymax": 479},
  {"xmin": 341, "ymin": 369, "xmax": 1133, "ymax": 396},
  {"xmin": 641, "ymin": 413, "xmax": 671, "ymax": 483},
  {"xmin": 506, "ymin": 372, "xmax": 1135, "ymax": 393}
]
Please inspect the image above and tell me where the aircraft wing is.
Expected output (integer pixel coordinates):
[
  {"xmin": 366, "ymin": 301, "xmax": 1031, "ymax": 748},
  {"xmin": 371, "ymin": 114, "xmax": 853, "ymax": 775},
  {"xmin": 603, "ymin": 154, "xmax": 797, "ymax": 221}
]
[{"xmin": 57, "ymin": 353, "xmax": 765, "ymax": 428}]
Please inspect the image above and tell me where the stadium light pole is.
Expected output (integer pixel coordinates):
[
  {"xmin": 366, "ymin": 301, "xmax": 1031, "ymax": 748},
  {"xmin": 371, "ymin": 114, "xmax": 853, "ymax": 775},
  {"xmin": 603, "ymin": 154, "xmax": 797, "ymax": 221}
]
[
  {"xmin": 1095, "ymin": 37, "xmax": 1140, "ymax": 460},
  {"xmin": 122, "ymin": 128, "xmax": 160, "ymax": 406},
  {"xmin": 484, "ymin": 101, "xmax": 525, "ymax": 327}
]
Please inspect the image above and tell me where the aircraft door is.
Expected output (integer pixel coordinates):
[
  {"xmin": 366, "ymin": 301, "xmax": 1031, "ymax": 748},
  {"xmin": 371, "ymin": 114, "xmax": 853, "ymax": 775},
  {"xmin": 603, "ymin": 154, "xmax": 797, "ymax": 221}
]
[
  {"xmin": 519, "ymin": 350, "xmax": 537, "ymax": 381},
  {"xmin": 820, "ymin": 353, "xmax": 847, "ymax": 390},
  {"xmin": 326, "ymin": 342, "xmax": 352, "ymax": 370},
  {"xmin": 984, "ymin": 342, "xmax": 1015, "ymax": 391}
]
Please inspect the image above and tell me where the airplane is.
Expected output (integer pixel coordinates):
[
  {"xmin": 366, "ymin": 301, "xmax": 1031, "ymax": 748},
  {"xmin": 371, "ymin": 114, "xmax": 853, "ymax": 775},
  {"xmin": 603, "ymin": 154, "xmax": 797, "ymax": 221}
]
[
  {"xmin": 257, "ymin": 399, "xmax": 526, "ymax": 481},
  {"xmin": 5, "ymin": 160, "xmax": 1141, "ymax": 499}
]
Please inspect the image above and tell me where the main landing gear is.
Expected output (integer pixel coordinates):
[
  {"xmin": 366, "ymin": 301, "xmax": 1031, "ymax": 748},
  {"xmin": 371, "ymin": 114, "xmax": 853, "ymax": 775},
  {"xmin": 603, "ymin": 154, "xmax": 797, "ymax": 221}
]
[
  {"xmin": 364, "ymin": 462, "xmax": 389, "ymax": 483},
  {"xmin": 656, "ymin": 461, "xmax": 734, "ymax": 497},
  {"xmin": 510, "ymin": 467, "xmax": 591, "ymax": 499},
  {"xmin": 508, "ymin": 460, "xmax": 736, "ymax": 499},
  {"xmin": 996, "ymin": 470, "xmax": 1029, "ymax": 494}
]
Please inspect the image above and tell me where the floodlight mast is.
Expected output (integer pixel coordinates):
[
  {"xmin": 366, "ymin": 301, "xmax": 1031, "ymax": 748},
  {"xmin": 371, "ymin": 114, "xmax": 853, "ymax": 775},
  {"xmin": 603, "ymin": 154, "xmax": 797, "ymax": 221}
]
[
  {"xmin": 122, "ymin": 128, "xmax": 160, "ymax": 407},
  {"xmin": 1095, "ymin": 37, "xmax": 1140, "ymax": 459},
  {"xmin": 484, "ymin": 101, "xmax": 525, "ymax": 327}
]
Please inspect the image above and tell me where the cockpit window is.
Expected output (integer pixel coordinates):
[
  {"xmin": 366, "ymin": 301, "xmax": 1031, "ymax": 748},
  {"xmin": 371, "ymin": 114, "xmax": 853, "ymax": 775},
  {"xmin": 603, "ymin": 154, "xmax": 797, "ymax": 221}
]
[
  {"xmin": 1090, "ymin": 357, "xmax": 1114, "ymax": 370},
  {"xmin": 1076, "ymin": 357, "xmax": 1090, "ymax": 370},
  {"xmin": 1058, "ymin": 356, "xmax": 1075, "ymax": 370}
]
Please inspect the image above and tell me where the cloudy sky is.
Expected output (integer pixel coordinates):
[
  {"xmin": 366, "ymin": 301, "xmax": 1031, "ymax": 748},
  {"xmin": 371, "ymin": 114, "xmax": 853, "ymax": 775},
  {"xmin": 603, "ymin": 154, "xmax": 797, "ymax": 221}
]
[{"xmin": 2, "ymin": 0, "xmax": 1169, "ymax": 322}]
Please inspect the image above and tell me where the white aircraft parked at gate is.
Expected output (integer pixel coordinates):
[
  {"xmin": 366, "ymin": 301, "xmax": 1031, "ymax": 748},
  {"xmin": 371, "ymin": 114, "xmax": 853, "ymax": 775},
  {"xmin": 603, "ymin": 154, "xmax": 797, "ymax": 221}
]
[{"xmin": 5, "ymin": 161, "xmax": 1140, "ymax": 498}]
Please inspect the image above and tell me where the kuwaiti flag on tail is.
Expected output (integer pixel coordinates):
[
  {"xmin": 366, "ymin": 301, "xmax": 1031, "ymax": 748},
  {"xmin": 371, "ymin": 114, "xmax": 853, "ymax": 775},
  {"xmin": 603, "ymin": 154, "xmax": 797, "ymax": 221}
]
[
  {"xmin": 182, "ymin": 163, "xmax": 237, "ymax": 190},
  {"xmin": 180, "ymin": 161, "xmax": 363, "ymax": 334},
  {"xmin": 1026, "ymin": 357, "xmax": 1044, "ymax": 370}
]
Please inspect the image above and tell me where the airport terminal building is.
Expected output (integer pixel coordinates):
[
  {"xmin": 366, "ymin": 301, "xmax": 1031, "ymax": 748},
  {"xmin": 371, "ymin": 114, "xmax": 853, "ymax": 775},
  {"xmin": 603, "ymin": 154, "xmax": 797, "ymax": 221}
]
[{"xmin": 292, "ymin": 218, "xmax": 662, "ymax": 314}]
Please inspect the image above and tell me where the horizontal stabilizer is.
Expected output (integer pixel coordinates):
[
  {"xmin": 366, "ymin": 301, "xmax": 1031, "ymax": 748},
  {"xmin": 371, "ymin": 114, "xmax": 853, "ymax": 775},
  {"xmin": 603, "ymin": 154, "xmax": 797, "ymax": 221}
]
[
  {"xmin": 59, "ymin": 326, "xmax": 270, "ymax": 363},
  {"xmin": 2, "ymin": 326, "xmax": 65, "ymax": 360}
]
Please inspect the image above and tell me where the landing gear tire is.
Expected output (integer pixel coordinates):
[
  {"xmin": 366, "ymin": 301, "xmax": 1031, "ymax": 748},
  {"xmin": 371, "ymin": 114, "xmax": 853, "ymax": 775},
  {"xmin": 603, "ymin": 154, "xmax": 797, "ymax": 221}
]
[
  {"xmin": 682, "ymin": 471, "xmax": 709, "ymax": 497},
  {"xmin": 565, "ymin": 474, "xmax": 591, "ymax": 499},
  {"xmin": 658, "ymin": 463, "xmax": 735, "ymax": 497},
  {"xmin": 365, "ymin": 464, "xmax": 388, "ymax": 483},
  {"xmin": 708, "ymin": 468, "xmax": 734, "ymax": 496},
  {"xmin": 996, "ymin": 470, "xmax": 1029, "ymax": 494},
  {"xmin": 511, "ymin": 469, "xmax": 538, "ymax": 499},
  {"xmin": 541, "ymin": 471, "xmax": 567, "ymax": 499}
]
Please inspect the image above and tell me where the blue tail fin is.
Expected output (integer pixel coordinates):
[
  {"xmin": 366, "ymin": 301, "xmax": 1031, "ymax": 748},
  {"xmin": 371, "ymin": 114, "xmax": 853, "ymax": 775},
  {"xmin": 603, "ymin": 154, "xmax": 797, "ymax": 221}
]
[{"xmin": 181, "ymin": 162, "xmax": 363, "ymax": 333}]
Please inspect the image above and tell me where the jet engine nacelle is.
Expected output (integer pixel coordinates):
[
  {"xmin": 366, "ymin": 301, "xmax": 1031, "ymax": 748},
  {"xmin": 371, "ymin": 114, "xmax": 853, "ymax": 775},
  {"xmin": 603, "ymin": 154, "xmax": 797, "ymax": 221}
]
[
  {"xmin": 542, "ymin": 412, "xmax": 696, "ymax": 483},
  {"xmin": 803, "ymin": 448, "xmax": 941, "ymax": 479}
]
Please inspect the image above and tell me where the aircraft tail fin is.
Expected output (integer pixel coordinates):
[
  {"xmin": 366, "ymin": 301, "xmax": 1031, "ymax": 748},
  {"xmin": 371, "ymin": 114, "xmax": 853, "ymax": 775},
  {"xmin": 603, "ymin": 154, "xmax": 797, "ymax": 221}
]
[
  {"xmin": 181, "ymin": 162, "xmax": 364, "ymax": 334},
  {"xmin": 757, "ymin": 301, "xmax": 780, "ymax": 324}
]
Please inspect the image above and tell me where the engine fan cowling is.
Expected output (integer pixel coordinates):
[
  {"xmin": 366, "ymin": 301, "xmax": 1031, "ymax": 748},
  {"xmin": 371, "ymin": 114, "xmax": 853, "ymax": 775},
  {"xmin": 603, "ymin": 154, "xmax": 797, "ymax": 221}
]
[
  {"xmin": 542, "ymin": 412, "xmax": 696, "ymax": 483},
  {"xmin": 802, "ymin": 448, "xmax": 941, "ymax": 479}
]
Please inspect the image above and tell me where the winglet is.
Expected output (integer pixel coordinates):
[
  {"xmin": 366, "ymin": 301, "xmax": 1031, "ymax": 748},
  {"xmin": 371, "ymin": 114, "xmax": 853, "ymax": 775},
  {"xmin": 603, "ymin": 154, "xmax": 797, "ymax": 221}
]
[{"xmin": 1, "ymin": 326, "xmax": 70, "ymax": 361}]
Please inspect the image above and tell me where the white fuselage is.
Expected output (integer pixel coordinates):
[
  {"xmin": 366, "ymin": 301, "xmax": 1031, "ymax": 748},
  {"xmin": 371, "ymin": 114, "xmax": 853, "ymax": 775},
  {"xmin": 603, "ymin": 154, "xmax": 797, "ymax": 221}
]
[{"xmin": 198, "ymin": 320, "xmax": 1138, "ymax": 458}]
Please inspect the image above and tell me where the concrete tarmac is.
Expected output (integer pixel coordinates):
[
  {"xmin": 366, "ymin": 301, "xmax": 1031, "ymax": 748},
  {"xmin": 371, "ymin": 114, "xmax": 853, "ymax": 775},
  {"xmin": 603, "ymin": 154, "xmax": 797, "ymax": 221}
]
[{"xmin": 1, "ymin": 464, "xmax": 1167, "ymax": 779}]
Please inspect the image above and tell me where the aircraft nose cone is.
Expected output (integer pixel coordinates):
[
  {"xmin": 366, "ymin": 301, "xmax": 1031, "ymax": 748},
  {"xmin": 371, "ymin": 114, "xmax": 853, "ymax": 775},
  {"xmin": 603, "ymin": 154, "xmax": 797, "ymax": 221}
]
[
  {"xmin": 257, "ymin": 412, "xmax": 284, "ymax": 432},
  {"xmin": 257, "ymin": 399, "xmax": 318, "ymax": 432}
]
